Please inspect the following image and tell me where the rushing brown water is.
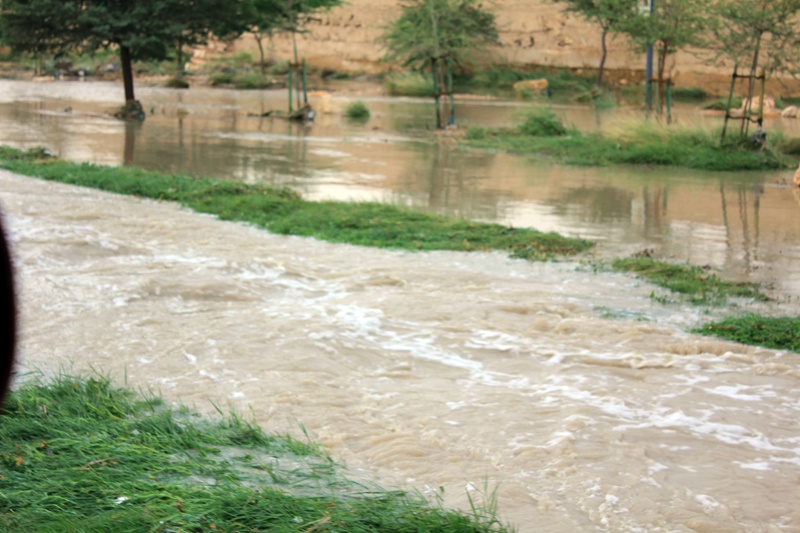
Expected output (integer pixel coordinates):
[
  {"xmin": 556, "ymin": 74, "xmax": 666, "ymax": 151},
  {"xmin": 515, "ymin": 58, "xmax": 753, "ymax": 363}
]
[
  {"xmin": 2, "ymin": 79, "xmax": 800, "ymax": 531},
  {"xmin": 2, "ymin": 170, "xmax": 799, "ymax": 532}
]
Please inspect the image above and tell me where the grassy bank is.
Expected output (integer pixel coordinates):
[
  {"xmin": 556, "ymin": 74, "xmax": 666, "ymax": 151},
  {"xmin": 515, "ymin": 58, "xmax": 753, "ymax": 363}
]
[
  {"xmin": 0, "ymin": 147, "xmax": 592, "ymax": 260},
  {"xmin": 0, "ymin": 374, "xmax": 510, "ymax": 532},
  {"xmin": 693, "ymin": 315, "xmax": 800, "ymax": 353},
  {"xmin": 464, "ymin": 108, "xmax": 795, "ymax": 171},
  {"xmin": 610, "ymin": 257, "xmax": 768, "ymax": 305}
]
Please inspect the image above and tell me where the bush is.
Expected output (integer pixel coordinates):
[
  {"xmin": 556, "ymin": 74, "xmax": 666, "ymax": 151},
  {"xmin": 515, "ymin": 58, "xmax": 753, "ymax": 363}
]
[
  {"xmin": 164, "ymin": 76, "xmax": 189, "ymax": 89},
  {"xmin": 703, "ymin": 97, "xmax": 742, "ymax": 111},
  {"xmin": 268, "ymin": 60, "xmax": 290, "ymax": 76},
  {"xmin": 233, "ymin": 71, "xmax": 271, "ymax": 90},
  {"xmin": 517, "ymin": 108, "xmax": 569, "ymax": 137},
  {"xmin": 208, "ymin": 69, "xmax": 235, "ymax": 85},
  {"xmin": 384, "ymin": 72, "xmax": 433, "ymax": 97},
  {"xmin": 345, "ymin": 100, "xmax": 370, "ymax": 120},
  {"xmin": 672, "ymin": 87, "xmax": 707, "ymax": 100}
]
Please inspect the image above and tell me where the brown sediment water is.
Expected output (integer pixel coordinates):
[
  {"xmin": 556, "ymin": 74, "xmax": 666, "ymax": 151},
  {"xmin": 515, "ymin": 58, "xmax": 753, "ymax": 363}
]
[
  {"xmin": 2, "ymin": 169, "xmax": 799, "ymax": 532},
  {"xmin": 2, "ymin": 78, "xmax": 800, "ymax": 531}
]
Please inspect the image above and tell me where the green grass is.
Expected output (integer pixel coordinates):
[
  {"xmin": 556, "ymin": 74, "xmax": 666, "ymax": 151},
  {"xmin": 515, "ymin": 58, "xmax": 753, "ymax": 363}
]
[
  {"xmin": 0, "ymin": 374, "xmax": 512, "ymax": 532},
  {"xmin": 464, "ymin": 111, "xmax": 794, "ymax": 171},
  {"xmin": 693, "ymin": 315, "xmax": 800, "ymax": 352},
  {"xmin": 0, "ymin": 147, "xmax": 592, "ymax": 260},
  {"xmin": 610, "ymin": 257, "xmax": 768, "ymax": 305}
]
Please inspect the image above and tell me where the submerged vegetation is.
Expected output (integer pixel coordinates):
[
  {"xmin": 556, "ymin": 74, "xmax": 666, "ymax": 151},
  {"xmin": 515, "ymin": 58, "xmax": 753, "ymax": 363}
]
[
  {"xmin": 0, "ymin": 374, "xmax": 511, "ymax": 532},
  {"xmin": 464, "ymin": 108, "xmax": 795, "ymax": 171},
  {"xmin": 0, "ymin": 147, "xmax": 592, "ymax": 260}
]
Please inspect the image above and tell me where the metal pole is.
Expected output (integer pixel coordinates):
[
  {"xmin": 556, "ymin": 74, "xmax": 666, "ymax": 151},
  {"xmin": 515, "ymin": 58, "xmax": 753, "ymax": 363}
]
[{"xmin": 644, "ymin": 0, "xmax": 655, "ymax": 113}]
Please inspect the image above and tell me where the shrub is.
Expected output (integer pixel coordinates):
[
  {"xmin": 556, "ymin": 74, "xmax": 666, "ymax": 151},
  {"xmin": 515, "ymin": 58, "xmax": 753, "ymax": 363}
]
[
  {"xmin": 672, "ymin": 87, "xmax": 707, "ymax": 100},
  {"xmin": 703, "ymin": 97, "xmax": 743, "ymax": 111},
  {"xmin": 345, "ymin": 100, "xmax": 370, "ymax": 120},
  {"xmin": 233, "ymin": 71, "xmax": 270, "ymax": 90},
  {"xmin": 268, "ymin": 60, "xmax": 290, "ymax": 76},
  {"xmin": 517, "ymin": 108, "xmax": 569, "ymax": 137},
  {"xmin": 208, "ymin": 69, "xmax": 235, "ymax": 85},
  {"xmin": 164, "ymin": 76, "xmax": 190, "ymax": 89}
]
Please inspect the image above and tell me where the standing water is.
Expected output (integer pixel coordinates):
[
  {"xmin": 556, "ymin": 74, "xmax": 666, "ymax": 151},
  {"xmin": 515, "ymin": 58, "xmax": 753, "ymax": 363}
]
[{"xmin": 1, "ymin": 79, "xmax": 799, "ymax": 531}]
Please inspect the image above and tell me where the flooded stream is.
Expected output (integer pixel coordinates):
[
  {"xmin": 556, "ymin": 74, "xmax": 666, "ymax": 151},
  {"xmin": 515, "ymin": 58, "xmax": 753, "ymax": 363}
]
[{"xmin": 1, "ymin": 79, "xmax": 800, "ymax": 532}]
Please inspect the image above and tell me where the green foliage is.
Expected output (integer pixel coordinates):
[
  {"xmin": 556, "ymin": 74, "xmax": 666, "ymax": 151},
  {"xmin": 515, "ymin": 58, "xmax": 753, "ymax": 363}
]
[
  {"xmin": 703, "ymin": 96, "xmax": 743, "ymax": 110},
  {"xmin": 672, "ymin": 87, "xmax": 707, "ymax": 100},
  {"xmin": 384, "ymin": 71, "xmax": 434, "ymax": 96},
  {"xmin": 208, "ymin": 69, "xmax": 235, "ymax": 85},
  {"xmin": 611, "ymin": 257, "xmax": 767, "ymax": 305},
  {"xmin": 708, "ymin": 0, "xmax": 800, "ymax": 76},
  {"xmin": 693, "ymin": 315, "xmax": 800, "ymax": 352},
  {"xmin": 345, "ymin": 100, "xmax": 371, "ymax": 120},
  {"xmin": 554, "ymin": 0, "xmax": 636, "ymax": 85},
  {"xmin": 517, "ymin": 108, "xmax": 570, "ymax": 137},
  {"xmin": 268, "ymin": 60, "xmax": 291, "ymax": 75},
  {"xmin": 380, "ymin": 0, "xmax": 500, "ymax": 70},
  {"xmin": 163, "ymin": 75, "xmax": 190, "ymax": 88},
  {"xmin": 0, "ymin": 147, "xmax": 593, "ymax": 260},
  {"xmin": 0, "ymin": 0, "xmax": 250, "ymax": 103},
  {"xmin": 0, "ymin": 374, "xmax": 514, "ymax": 532},
  {"xmin": 232, "ymin": 70, "xmax": 272, "ymax": 89}
]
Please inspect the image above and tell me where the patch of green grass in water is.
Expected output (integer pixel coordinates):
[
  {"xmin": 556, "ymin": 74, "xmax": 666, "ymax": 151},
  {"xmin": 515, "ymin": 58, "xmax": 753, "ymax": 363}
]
[
  {"xmin": 464, "ymin": 112, "xmax": 794, "ymax": 171},
  {"xmin": 0, "ymin": 374, "xmax": 512, "ymax": 532},
  {"xmin": 0, "ymin": 146, "xmax": 592, "ymax": 260},
  {"xmin": 610, "ymin": 257, "xmax": 768, "ymax": 305},
  {"xmin": 692, "ymin": 315, "xmax": 800, "ymax": 353}
]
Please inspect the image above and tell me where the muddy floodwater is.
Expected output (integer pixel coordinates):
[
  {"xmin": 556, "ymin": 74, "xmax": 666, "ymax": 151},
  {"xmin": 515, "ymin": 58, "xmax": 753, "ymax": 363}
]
[{"xmin": 1, "ymin": 79, "xmax": 800, "ymax": 532}]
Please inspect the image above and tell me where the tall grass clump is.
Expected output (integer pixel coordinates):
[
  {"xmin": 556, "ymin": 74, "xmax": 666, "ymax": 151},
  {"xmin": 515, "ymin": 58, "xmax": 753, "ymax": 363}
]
[
  {"xmin": 517, "ymin": 108, "xmax": 570, "ymax": 137},
  {"xmin": 384, "ymin": 71, "xmax": 434, "ymax": 97},
  {"xmin": 208, "ymin": 69, "xmax": 235, "ymax": 86},
  {"xmin": 0, "ymin": 374, "xmax": 514, "ymax": 532},
  {"xmin": 345, "ymin": 100, "xmax": 371, "ymax": 120},
  {"xmin": 232, "ymin": 71, "xmax": 271, "ymax": 90}
]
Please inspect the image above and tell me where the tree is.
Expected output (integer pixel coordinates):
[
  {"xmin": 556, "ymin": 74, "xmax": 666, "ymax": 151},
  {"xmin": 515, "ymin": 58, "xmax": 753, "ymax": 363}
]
[
  {"xmin": 554, "ymin": 0, "xmax": 636, "ymax": 86},
  {"xmin": 242, "ymin": 0, "xmax": 286, "ymax": 74},
  {"xmin": 708, "ymin": 0, "xmax": 800, "ymax": 136},
  {"xmin": 381, "ymin": 0, "xmax": 500, "ymax": 128},
  {"xmin": 165, "ymin": 0, "xmax": 249, "ymax": 81},
  {"xmin": 243, "ymin": 0, "xmax": 341, "ymax": 74},
  {"xmin": 618, "ymin": 0, "xmax": 709, "ymax": 116},
  {"xmin": 0, "ymin": 0, "xmax": 246, "ymax": 114}
]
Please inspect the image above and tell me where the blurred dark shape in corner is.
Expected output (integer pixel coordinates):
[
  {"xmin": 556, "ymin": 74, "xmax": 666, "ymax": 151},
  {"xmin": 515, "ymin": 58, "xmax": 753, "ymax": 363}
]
[{"xmin": 0, "ymin": 212, "xmax": 16, "ymax": 405}]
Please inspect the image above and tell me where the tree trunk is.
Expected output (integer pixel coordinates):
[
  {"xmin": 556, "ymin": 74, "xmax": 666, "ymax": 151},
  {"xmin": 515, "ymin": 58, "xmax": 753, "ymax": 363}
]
[
  {"xmin": 176, "ymin": 38, "xmax": 184, "ymax": 79},
  {"xmin": 596, "ymin": 28, "xmax": 608, "ymax": 86},
  {"xmin": 120, "ymin": 45, "xmax": 135, "ymax": 103},
  {"xmin": 255, "ymin": 34, "xmax": 266, "ymax": 74},
  {"xmin": 657, "ymin": 47, "xmax": 667, "ymax": 118}
]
